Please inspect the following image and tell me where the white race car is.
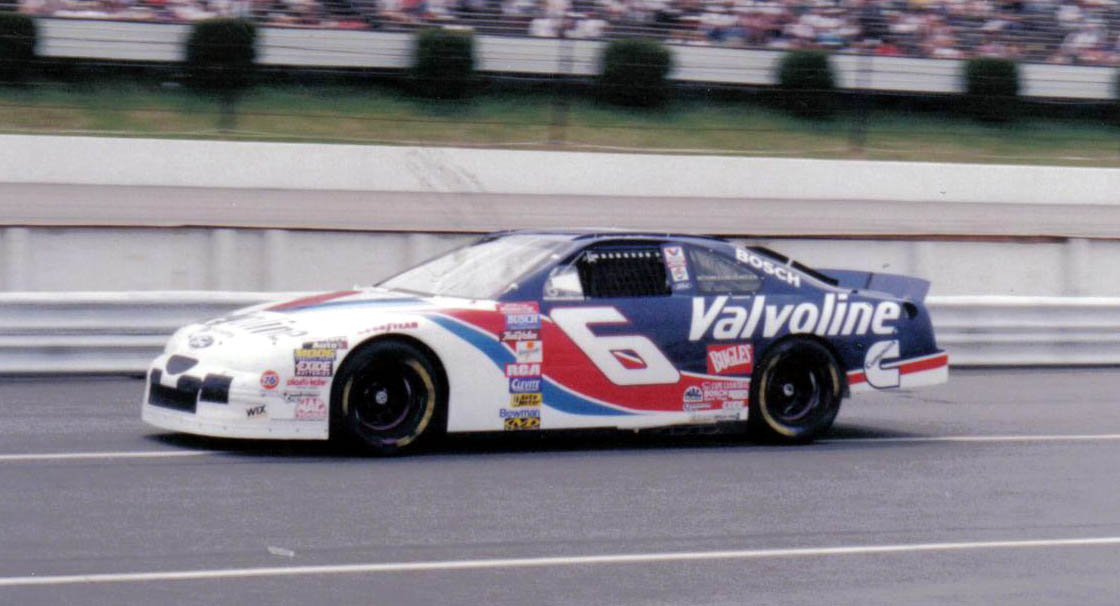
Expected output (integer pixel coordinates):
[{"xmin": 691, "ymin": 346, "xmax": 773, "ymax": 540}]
[{"xmin": 143, "ymin": 232, "xmax": 947, "ymax": 453}]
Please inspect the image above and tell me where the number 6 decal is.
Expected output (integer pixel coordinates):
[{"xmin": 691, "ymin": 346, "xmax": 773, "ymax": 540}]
[{"xmin": 551, "ymin": 307, "xmax": 680, "ymax": 386}]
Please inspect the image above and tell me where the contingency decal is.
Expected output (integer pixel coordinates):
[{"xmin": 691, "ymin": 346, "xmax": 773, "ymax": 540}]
[
  {"xmin": 497, "ymin": 302, "xmax": 543, "ymax": 430},
  {"xmin": 661, "ymin": 245, "xmax": 691, "ymax": 291}
]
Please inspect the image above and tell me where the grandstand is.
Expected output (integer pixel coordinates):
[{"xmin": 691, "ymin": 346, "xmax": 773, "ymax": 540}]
[{"xmin": 15, "ymin": 0, "xmax": 1120, "ymax": 67}]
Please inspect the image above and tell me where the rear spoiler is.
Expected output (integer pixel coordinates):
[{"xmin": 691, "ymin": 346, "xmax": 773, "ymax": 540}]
[{"xmin": 817, "ymin": 269, "xmax": 931, "ymax": 302}]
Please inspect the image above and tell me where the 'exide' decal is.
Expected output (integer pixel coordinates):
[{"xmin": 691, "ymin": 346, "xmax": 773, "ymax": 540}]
[{"xmin": 690, "ymin": 294, "xmax": 900, "ymax": 341}]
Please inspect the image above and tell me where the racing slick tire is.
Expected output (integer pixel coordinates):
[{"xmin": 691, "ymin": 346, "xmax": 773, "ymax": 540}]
[
  {"xmin": 330, "ymin": 339, "xmax": 445, "ymax": 455},
  {"xmin": 748, "ymin": 338, "xmax": 843, "ymax": 444}
]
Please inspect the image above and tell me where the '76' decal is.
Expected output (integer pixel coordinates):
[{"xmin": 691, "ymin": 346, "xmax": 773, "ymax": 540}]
[{"xmin": 550, "ymin": 307, "xmax": 680, "ymax": 386}]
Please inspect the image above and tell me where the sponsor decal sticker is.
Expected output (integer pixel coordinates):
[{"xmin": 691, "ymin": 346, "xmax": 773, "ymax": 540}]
[
  {"xmin": 359, "ymin": 322, "xmax": 419, "ymax": 336},
  {"xmin": 735, "ymin": 249, "xmax": 801, "ymax": 288},
  {"xmin": 509, "ymin": 377, "xmax": 542, "ymax": 393},
  {"xmin": 514, "ymin": 340, "xmax": 543, "ymax": 364},
  {"xmin": 689, "ymin": 294, "xmax": 900, "ymax": 341},
  {"xmin": 260, "ymin": 370, "xmax": 280, "ymax": 390},
  {"xmin": 509, "ymin": 393, "xmax": 543, "ymax": 408},
  {"xmin": 499, "ymin": 302, "xmax": 540, "ymax": 330},
  {"xmin": 501, "ymin": 329, "xmax": 539, "ymax": 342},
  {"xmin": 294, "ymin": 348, "xmax": 337, "ymax": 361},
  {"xmin": 683, "ymin": 385, "xmax": 704, "ymax": 403},
  {"xmin": 662, "ymin": 245, "xmax": 691, "ymax": 288},
  {"xmin": 500, "ymin": 408, "xmax": 541, "ymax": 419},
  {"xmin": 246, "ymin": 404, "xmax": 267, "ymax": 419},
  {"xmin": 302, "ymin": 338, "xmax": 348, "ymax": 350},
  {"xmin": 504, "ymin": 417, "xmax": 541, "ymax": 431},
  {"xmin": 701, "ymin": 380, "xmax": 751, "ymax": 402},
  {"xmin": 662, "ymin": 246, "xmax": 686, "ymax": 265},
  {"xmin": 505, "ymin": 363, "xmax": 541, "ymax": 378},
  {"xmin": 294, "ymin": 396, "xmax": 327, "ymax": 421},
  {"xmin": 723, "ymin": 400, "xmax": 746, "ymax": 411},
  {"xmin": 295, "ymin": 360, "xmax": 333, "ymax": 377},
  {"xmin": 287, "ymin": 377, "xmax": 328, "ymax": 387},
  {"xmin": 683, "ymin": 401, "xmax": 714, "ymax": 412},
  {"xmin": 864, "ymin": 340, "xmax": 901, "ymax": 389},
  {"xmin": 188, "ymin": 333, "xmax": 214, "ymax": 349},
  {"xmin": 707, "ymin": 343, "xmax": 753, "ymax": 375}
]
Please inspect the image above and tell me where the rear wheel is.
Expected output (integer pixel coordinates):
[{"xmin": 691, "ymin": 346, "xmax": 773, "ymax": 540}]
[
  {"xmin": 331, "ymin": 340, "xmax": 444, "ymax": 455},
  {"xmin": 749, "ymin": 338, "xmax": 843, "ymax": 443}
]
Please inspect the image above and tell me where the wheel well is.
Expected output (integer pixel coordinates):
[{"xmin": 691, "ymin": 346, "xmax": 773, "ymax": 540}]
[
  {"xmin": 336, "ymin": 333, "xmax": 450, "ymax": 424},
  {"xmin": 757, "ymin": 333, "xmax": 850, "ymax": 397}
]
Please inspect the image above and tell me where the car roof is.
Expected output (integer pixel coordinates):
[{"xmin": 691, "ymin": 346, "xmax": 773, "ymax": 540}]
[{"xmin": 492, "ymin": 229, "xmax": 730, "ymax": 246}]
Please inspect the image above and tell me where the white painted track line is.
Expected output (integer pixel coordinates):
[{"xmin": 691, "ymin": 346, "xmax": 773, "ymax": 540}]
[
  {"xmin": 0, "ymin": 450, "xmax": 219, "ymax": 462},
  {"xmin": 2, "ymin": 537, "xmax": 1120, "ymax": 587}
]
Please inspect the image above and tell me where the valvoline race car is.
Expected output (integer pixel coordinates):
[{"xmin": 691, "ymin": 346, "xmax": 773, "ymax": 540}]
[{"xmin": 143, "ymin": 231, "xmax": 948, "ymax": 454}]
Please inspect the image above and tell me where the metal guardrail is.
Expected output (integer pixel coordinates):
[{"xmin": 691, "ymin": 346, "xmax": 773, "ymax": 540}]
[{"xmin": 1, "ymin": 292, "xmax": 1116, "ymax": 373}]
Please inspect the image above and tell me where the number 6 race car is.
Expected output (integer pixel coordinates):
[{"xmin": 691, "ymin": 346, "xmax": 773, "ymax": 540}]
[{"xmin": 143, "ymin": 231, "xmax": 948, "ymax": 454}]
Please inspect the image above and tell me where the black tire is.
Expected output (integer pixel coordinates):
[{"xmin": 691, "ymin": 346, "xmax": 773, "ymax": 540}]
[
  {"xmin": 749, "ymin": 338, "xmax": 843, "ymax": 443},
  {"xmin": 330, "ymin": 339, "xmax": 445, "ymax": 455}
]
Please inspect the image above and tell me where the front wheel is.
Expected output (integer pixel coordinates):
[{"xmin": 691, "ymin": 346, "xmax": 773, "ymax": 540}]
[
  {"xmin": 749, "ymin": 338, "xmax": 843, "ymax": 443},
  {"xmin": 331, "ymin": 340, "xmax": 444, "ymax": 455}
]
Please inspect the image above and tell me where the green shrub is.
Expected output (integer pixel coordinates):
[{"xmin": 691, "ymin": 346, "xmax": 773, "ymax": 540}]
[
  {"xmin": 775, "ymin": 50, "xmax": 836, "ymax": 118},
  {"xmin": 963, "ymin": 57, "xmax": 1019, "ymax": 122},
  {"xmin": 0, "ymin": 14, "xmax": 36, "ymax": 83},
  {"xmin": 185, "ymin": 18, "xmax": 257, "ymax": 92},
  {"xmin": 411, "ymin": 28, "xmax": 476, "ymax": 99},
  {"xmin": 598, "ymin": 38, "xmax": 673, "ymax": 108}
]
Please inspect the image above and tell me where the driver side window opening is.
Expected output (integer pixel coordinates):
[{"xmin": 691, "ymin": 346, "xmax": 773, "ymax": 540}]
[{"xmin": 544, "ymin": 244, "xmax": 671, "ymax": 300}]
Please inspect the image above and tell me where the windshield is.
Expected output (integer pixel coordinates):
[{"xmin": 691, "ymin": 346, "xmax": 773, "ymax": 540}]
[{"xmin": 379, "ymin": 235, "xmax": 571, "ymax": 299}]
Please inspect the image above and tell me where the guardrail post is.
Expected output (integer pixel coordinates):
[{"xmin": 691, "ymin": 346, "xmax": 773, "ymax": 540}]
[{"xmin": 1, "ymin": 227, "xmax": 30, "ymax": 291}]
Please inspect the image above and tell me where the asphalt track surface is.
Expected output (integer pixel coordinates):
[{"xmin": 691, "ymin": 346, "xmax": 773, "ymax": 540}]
[{"xmin": 2, "ymin": 369, "xmax": 1119, "ymax": 605}]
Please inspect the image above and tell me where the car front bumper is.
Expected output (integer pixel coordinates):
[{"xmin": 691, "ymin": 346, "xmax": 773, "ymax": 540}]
[{"xmin": 141, "ymin": 353, "xmax": 329, "ymax": 440}]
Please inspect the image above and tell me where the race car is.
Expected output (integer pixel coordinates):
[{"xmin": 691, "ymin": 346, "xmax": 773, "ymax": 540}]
[{"xmin": 143, "ymin": 231, "xmax": 948, "ymax": 453}]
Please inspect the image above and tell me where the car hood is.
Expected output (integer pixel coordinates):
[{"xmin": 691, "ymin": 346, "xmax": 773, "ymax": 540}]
[{"xmin": 166, "ymin": 288, "xmax": 454, "ymax": 362}]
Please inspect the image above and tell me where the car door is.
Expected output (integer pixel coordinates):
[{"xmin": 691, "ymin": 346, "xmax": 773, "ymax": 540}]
[{"xmin": 539, "ymin": 240, "xmax": 702, "ymax": 428}]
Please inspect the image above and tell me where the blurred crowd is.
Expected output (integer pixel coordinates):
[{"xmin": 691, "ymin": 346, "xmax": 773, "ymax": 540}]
[{"xmin": 18, "ymin": 0, "xmax": 1120, "ymax": 65}]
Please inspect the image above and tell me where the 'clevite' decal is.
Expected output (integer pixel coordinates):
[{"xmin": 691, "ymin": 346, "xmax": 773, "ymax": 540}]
[{"xmin": 689, "ymin": 294, "xmax": 900, "ymax": 341}]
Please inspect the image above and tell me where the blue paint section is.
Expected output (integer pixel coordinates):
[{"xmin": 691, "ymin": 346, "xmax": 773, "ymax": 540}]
[
  {"xmin": 425, "ymin": 314, "xmax": 513, "ymax": 368},
  {"xmin": 541, "ymin": 380, "xmax": 633, "ymax": 417},
  {"xmin": 427, "ymin": 314, "xmax": 632, "ymax": 417}
]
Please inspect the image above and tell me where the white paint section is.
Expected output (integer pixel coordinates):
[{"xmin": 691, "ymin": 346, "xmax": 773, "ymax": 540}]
[
  {"xmin": 2, "ymin": 536, "xmax": 1119, "ymax": 586},
  {"xmin": 2, "ymin": 136, "xmax": 1118, "ymax": 207},
  {"xmin": 0, "ymin": 450, "xmax": 219, "ymax": 462}
]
